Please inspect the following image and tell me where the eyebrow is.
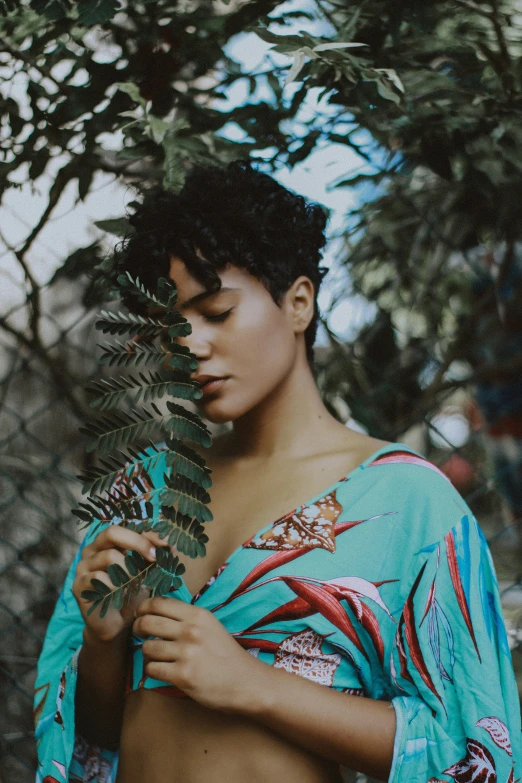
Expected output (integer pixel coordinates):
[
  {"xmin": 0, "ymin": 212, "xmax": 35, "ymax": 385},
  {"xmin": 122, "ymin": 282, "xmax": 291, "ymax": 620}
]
[{"xmin": 177, "ymin": 286, "xmax": 240, "ymax": 310}]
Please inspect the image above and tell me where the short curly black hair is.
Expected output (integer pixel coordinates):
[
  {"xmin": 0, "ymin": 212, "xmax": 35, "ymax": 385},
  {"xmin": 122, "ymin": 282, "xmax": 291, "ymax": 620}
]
[{"xmin": 114, "ymin": 159, "xmax": 330, "ymax": 367}]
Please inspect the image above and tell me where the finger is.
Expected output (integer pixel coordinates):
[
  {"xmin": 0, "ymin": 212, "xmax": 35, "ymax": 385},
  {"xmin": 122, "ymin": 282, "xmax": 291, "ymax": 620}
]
[
  {"xmin": 133, "ymin": 613, "xmax": 181, "ymax": 641},
  {"xmin": 89, "ymin": 525, "xmax": 157, "ymax": 562},
  {"xmin": 87, "ymin": 547, "xmax": 128, "ymax": 574},
  {"xmin": 76, "ymin": 569, "xmax": 113, "ymax": 599},
  {"xmin": 135, "ymin": 595, "xmax": 194, "ymax": 621},
  {"xmin": 142, "ymin": 639, "xmax": 180, "ymax": 662},
  {"xmin": 141, "ymin": 529, "xmax": 170, "ymax": 547},
  {"xmin": 144, "ymin": 660, "xmax": 177, "ymax": 684}
]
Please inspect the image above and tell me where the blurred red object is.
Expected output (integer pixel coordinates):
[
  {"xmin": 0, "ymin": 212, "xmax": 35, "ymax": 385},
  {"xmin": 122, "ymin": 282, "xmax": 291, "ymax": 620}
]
[{"xmin": 439, "ymin": 453, "xmax": 476, "ymax": 492}]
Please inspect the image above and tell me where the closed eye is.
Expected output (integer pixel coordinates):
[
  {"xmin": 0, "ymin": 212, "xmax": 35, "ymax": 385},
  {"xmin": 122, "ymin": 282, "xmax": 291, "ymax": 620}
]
[{"xmin": 204, "ymin": 308, "xmax": 233, "ymax": 323}]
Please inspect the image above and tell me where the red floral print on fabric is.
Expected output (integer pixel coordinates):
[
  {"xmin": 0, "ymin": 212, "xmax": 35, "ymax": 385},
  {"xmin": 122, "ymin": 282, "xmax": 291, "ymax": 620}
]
[
  {"xmin": 476, "ymin": 717, "xmax": 512, "ymax": 757},
  {"xmin": 443, "ymin": 738, "xmax": 497, "ymax": 783},
  {"xmin": 445, "ymin": 529, "xmax": 481, "ymax": 661},
  {"xmin": 273, "ymin": 628, "xmax": 342, "ymax": 685},
  {"xmin": 237, "ymin": 572, "xmax": 396, "ymax": 666},
  {"xmin": 247, "ymin": 487, "xmax": 345, "ymax": 553}
]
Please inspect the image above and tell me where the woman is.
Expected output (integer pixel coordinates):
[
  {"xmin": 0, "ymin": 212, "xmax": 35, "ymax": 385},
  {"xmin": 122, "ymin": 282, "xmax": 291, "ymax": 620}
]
[{"xmin": 34, "ymin": 160, "xmax": 521, "ymax": 783}]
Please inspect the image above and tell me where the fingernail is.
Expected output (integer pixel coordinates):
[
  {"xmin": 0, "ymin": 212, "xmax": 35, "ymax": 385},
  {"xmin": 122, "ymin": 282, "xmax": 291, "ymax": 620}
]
[{"xmin": 148, "ymin": 547, "xmax": 156, "ymax": 559}]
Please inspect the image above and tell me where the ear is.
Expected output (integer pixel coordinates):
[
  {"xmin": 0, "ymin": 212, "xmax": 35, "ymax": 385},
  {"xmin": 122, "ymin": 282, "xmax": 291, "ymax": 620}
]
[{"xmin": 286, "ymin": 276, "xmax": 315, "ymax": 334}]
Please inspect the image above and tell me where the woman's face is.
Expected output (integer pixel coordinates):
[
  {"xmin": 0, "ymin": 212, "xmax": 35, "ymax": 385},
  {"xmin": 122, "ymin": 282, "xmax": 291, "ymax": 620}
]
[{"xmin": 168, "ymin": 255, "xmax": 313, "ymax": 424}]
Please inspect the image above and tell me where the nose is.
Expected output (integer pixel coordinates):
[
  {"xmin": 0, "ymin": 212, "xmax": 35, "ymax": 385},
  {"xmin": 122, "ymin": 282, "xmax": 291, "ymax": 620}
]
[{"xmin": 175, "ymin": 319, "xmax": 212, "ymax": 363}]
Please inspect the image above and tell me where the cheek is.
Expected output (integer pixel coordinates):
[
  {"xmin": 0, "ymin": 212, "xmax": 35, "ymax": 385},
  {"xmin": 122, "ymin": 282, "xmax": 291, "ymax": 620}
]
[
  {"xmin": 220, "ymin": 306, "xmax": 295, "ymax": 408},
  {"xmin": 194, "ymin": 301, "xmax": 297, "ymax": 424}
]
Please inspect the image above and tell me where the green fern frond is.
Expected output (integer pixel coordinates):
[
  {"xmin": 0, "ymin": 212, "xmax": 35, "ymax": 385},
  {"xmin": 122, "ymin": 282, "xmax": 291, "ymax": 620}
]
[
  {"xmin": 117, "ymin": 271, "xmax": 167, "ymax": 310},
  {"xmin": 165, "ymin": 437, "xmax": 212, "ymax": 487},
  {"xmin": 156, "ymin": 276, "xmax": 178, "ymax": 308},
  {"xmin": 88, "ymin": 372, "xmax": 202, "ymax": 410},
  {"xmin": 82, "ymin": 399, "xmax": 212, "ymax": 455},
  {"xmin": 81, "ymin": 404, "xmax": 166, "ymax": 454},
  {"xmin": 162, "ymin": 309, "xmax": 192, "ymax": 339},
  {"xmin": 73, "ymin": 484, "xmax": 162, "ymax": 528},
  {"xmin": 164, "ymin": 401, "xmax": 212, "ymax": 447},
  {"xmin": 98, "ymin": 340, "xmax": 169, "ymax": 369},
  {"xmin": 159, "ymin": 506, "xmax": 208, "ymax": 557},
  {"xmin": 82, "ymin": 545, "xmax": 187, "ymax": 614},
  {"xmin": 95, "ymin": 310, "xmax": 164, "ymax": 338},
  {"xmin": 165, "ymin": 343, "xmax": 199, "ymax": 373},
  {"xmin": 78, "ymin": 443, "xmax": 164, "ymax": 496},
  {"xmin": 162, "ymin": 472, "xmax": 213, "ymax": 523},
  {"xmin": 77, "ymin": 273, "xmax": 215, "ymax": 617},
  {"xmin": 88, "ymin": 375, "xmax": 137, "ymax": 410}
]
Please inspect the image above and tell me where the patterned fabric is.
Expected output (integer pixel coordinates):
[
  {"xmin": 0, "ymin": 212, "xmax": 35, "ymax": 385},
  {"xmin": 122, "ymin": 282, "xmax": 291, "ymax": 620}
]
[{"xmin": 34, "ymin": 442, "xmax": 522, "ymax": 783}]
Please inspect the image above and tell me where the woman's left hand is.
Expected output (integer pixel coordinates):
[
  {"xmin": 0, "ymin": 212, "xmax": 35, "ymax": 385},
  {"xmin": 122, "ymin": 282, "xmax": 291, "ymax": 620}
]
[{"xmin": 132, "ymin": 596, "xmax": 260, "ymax": 713}]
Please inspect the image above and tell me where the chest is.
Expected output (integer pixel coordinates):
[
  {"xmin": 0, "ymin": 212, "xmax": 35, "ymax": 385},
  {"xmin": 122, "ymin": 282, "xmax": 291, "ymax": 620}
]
[{"xmin": 177, "ymin": 459, "xmax": 350, "ymax": 599}]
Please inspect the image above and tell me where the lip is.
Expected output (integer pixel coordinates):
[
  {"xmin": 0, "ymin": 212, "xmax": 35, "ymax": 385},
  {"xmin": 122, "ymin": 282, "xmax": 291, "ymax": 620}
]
[{"xmin": 196, "ymin": 377, "xmax": 228, "ymax": 397}]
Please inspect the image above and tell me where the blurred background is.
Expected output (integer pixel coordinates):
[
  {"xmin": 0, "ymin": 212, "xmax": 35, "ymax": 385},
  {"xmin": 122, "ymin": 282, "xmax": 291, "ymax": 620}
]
[{"xmin": 1, "ymin": 0, "xmax": 522, "ymax": 780}]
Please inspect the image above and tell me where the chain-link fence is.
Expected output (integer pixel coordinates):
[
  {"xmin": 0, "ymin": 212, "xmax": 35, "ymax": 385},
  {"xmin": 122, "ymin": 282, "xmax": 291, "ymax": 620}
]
[{"xmin": 1, "ymin": 240, "xmax": 521, "ymax": 783}]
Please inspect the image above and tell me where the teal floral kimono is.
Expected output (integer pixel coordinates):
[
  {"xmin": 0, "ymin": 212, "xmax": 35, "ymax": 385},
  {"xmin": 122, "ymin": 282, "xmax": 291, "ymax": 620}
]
[{"xmin": 34, "ymin": 442, "xmax": 522, "ymax": 782}]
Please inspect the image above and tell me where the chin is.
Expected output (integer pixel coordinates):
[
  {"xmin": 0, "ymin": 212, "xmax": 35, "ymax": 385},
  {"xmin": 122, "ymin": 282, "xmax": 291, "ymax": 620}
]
[
  {"xmin": 194, "ymin": 394, "xmax": 236, "ymax": 424},
  {"xmin": 198, "ymin": 405, "xmax": 234, "ymax": 425},
  {"xmin": 195, "ymin": 390, "xmax": 260, "ymax": 425}
]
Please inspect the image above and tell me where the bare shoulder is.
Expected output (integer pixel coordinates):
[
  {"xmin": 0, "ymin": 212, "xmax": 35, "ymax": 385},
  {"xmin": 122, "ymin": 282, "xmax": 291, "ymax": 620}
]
[{"xmin": 335, "ymin": 428, "xmax": 391, "ymax": 463}]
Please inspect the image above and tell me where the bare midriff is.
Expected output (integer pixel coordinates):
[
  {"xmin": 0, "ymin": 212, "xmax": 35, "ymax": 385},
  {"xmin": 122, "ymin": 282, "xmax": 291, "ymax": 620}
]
[
  {"xmin": 116, "ymin": 689, "xmax": 343, "ymax": 783},
  {"xmin": 115, "ymin": 433, "xmax": 389, "ymax": 783}
]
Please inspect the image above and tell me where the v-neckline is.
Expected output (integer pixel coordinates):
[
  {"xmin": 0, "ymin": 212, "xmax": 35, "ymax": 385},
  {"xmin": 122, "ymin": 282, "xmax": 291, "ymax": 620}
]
[{"xmin": 178, "ymin": 441, "xmax": 418, "ymax": 603}]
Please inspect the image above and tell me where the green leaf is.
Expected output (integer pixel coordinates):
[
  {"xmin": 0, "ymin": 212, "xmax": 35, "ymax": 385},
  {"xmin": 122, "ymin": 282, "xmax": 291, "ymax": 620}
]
[
  {"xmin": 374, "ymin": 78, "xmax": 401, "ymax": 105},
  {"xmin": 313, "ymin": 42, "xmax": 368, "ymax": 52},
  {"xmin": 29, "ymin": 0, "xmax": 71, "ymax": 22},
  {"xmin": 77, "ymin": 0, "xmax": 122, "ymax": 25},
  {"xmin": 156, "ymin": 573, "xmax": 173, "ymax": 595},
  {"xmin": 144, "ymin": 567, "xmax": 163, "ymax": 589},
  {"xmin": 85, "ymin": 598, "xmax": 103, "ymax": 616},
  {"xmin": 125, "ymin": 552, "xmax": 140, "ymax": 576},
  {"xmin": 112, "ymin": 586, "xmax": 124, "ymax": 611},
  {"xmin": 115, "ymin": 82, "xmax": 147, "ymax": 106},
  {"xmin": 94, "ymin": 218, "xmax": 133, "ymax": 237},
  {"xmin": 177, "ymin": 531, "xmax": 186, "ymax": 553},
  {"xmin": 99, "ymin": 594, "xmax": 112, "ymax": 619},
  {"xmin": 108, "ymin": 563, "xmax": 129, "ymax": 587},
  {"xmin": 80, "ymin": 589, "xmax": 102, "ymax": 602},
  {"xmin": 90, "ymin": 578, "xmax": 111, "ymax": 595}
]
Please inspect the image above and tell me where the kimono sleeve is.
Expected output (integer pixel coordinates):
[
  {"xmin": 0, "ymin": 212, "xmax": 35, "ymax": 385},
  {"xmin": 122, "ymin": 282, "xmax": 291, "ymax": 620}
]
[
  {"xmin": 388, "ymin": 512, "xmax": 521, "ymax": 783},
  {"xmin": 34, "ymin": 522, "xmax": 119, "ymax": 783}
]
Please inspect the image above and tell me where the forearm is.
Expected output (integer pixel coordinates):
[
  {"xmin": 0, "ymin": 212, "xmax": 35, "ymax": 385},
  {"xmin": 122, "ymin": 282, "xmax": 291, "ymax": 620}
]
[
  {"xmin": 75, "ymin": 626, "xmax": 131, "ymax": 751},
  {"xmin": 233, "ymin": 659, "xmax": 396, "ymax": 781}
]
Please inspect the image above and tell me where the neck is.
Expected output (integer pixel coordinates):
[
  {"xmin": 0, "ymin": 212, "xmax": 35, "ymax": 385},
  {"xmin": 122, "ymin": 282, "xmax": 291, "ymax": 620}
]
[{"xmin": 227, "ymin": 356, "xmax": 344, "ymax": 462}]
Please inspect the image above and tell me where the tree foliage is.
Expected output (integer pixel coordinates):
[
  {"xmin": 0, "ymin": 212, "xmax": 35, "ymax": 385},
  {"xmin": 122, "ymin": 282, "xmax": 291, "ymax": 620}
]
[{"xmin": 2, "ymin": 1, "xmax": 522, "ymax": 609}]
